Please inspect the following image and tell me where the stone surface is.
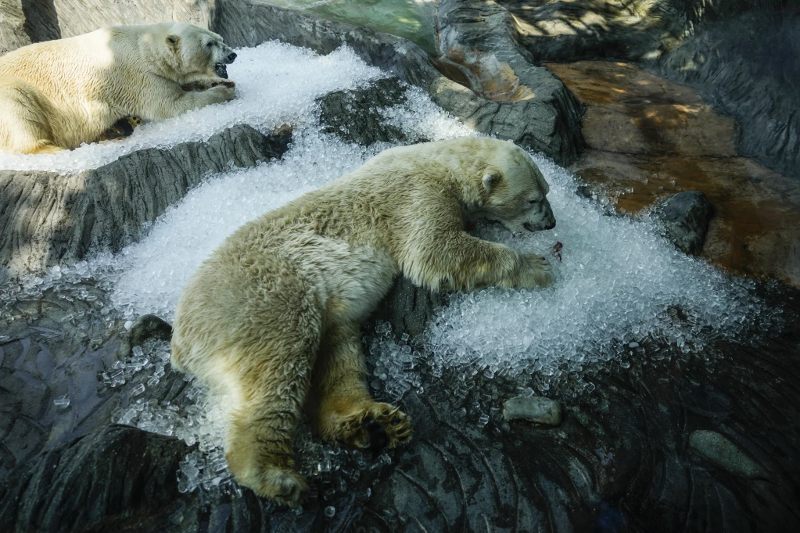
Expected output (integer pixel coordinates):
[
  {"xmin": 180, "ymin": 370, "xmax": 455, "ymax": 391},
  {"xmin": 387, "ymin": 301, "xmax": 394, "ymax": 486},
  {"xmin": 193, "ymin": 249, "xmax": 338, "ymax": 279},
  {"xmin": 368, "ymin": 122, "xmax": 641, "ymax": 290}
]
[
  {"xmin": 0, "ymin": 425, "xmax": 190, "ymax": 532},
  {"xmin": 689, "ymin": 430, "xmax": 767, "ymax": 480},
  {"xmin": 0, "ymin": 0, "xmax": 30, "ymax": 54},
  {"xmin": 548, "ymin": 60, "xmax": 800, "ymax": 286},
  {"xmin": 653, "ymin": 191, "xmax": 713, "ymax": 255},
  {"xmin": 0, "ymin": 125, "xmax": 292, "ymax": 277},
  {"xmin": 119, "ymin": 314, "xmax": 174, "ymax": 360},
  {"xmin": 657, "ymin": 12, "xmax": 800, "ymax": 181},
  {"xmin": 372, "ymin": 277, "xmax": 443, "ymax": 340},
  {"xmin": 503, "ymin": 395, "xmax": 563, "ymax": 426},
  {"xmin": 214, "ymin": 0, "xmax": 583, "ymax": 163},
  {"xmin": 6, "ymin": 0, "xmax": 214, "ymax": 46},
  {"xmin": 317, "ymin": 77, "xmax": 409, "ymax": 146}
]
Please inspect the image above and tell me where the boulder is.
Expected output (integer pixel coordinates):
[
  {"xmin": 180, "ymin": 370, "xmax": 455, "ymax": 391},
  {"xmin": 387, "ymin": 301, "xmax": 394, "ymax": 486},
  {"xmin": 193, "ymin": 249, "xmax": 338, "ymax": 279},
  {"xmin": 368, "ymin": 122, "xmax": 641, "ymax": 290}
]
[
  {"xmin": 317, "ymin": 77, "xmax": 409, "ymax": 146},
  {"xmin": 0, "ymin": 125, "xmax": 292, "ymax": 277},
  {"xmin": 653, "ymin": 191, "xmax": 713, "ymax": 255},
  {"xmin": 213, "ymin": 0, "xmax": 583, "ymax": 164}
]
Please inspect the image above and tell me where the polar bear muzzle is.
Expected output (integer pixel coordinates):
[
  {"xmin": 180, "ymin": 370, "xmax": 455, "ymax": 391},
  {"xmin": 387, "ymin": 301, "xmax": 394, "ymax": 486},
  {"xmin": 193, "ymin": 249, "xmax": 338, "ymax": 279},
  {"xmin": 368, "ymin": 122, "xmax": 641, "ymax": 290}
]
[{"xmin": 215, "ymin": 51, "xmax": 237, "ymax": 79}]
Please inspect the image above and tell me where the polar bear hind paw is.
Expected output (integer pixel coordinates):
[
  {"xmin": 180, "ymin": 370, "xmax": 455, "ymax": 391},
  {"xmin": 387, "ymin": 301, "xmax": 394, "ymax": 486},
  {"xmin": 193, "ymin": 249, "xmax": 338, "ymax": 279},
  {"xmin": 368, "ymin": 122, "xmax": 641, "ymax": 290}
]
[
  {"xmin": 228, "ymin": 459, "xmax": 308, "ymax": 506},
  {"xmin": 251, "ymin": 467, "xmax": 307, "ymax": 507},
  {"xmin": 337, "ymin": 402, "xmax": 412, "ymax": 450}
]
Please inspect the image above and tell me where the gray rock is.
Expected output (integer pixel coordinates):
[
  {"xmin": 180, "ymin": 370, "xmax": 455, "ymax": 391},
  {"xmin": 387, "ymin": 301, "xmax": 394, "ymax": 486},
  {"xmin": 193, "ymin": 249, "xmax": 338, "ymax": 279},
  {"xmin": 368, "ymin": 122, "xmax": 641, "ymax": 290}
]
[
  {"xmin": 116, "ymin": 314, "xmax": 173, "ymax": 361},
  {"xmin": 503, "ymin": 395, "xmax": 563, "ymax": 426},
  {"xmin": 657, "ymin": 12, "xmax": 800, "ymax": 180},
  {"xmin": 0, "ymin": 425, "xmax": 190, "ymax": 532},
  {"xmin": 0, "ymin": 124, "xmax": 292, "ymax": 276},
  {"xmin": 11, "ymin": 0, "xmax": 214, "ymax": 46},
  {"xmin": 0, "ymin": 0, "xmax": 30, "ymax": 54},
  {"xmin": 372, "ymin": 277, "xmax": 443, "ymax": 340},
  {"xmin": 653, "ymin": 191, "xmax": 713, "ymax": 255},
  {"xmin": 318, "ymin": 77, "xmax": 410, "ymax": 146},
  {"xmin": 689, "ymin": 429, "xmax": 767, "ymax": 479},
  {"xmin": 214, "ymin": 0, "xmax": 583, "ymax": 163},
  {"xmin": 435, "ymin": 0, "xmax": 584, "ymax": 162}
]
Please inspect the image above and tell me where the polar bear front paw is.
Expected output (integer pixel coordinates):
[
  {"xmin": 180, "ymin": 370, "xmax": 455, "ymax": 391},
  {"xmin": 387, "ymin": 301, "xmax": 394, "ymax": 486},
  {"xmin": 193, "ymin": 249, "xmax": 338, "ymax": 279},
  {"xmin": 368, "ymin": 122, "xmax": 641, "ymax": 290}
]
[
  {"xmin": 518, "ymin": 253, "xmax": 554, "ymax": 288},
  {"xmin": 209, "ymin": 83, "xmax": 236, "ymax": 102},
  {"xmin": 335, "ymin": 402, "xmax": 412, "ymax": 450}
]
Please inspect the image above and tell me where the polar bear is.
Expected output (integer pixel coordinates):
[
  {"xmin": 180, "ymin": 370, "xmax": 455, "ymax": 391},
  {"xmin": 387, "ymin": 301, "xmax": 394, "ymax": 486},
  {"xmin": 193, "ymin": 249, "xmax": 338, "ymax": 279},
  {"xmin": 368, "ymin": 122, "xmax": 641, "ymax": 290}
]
[
  {"xmin": 170, "ymin": 137, "xmax": 557, "ymax": 505},
  {"xmin": 0, "ymin": 22, "xmax": 236, "ymax": 154}
]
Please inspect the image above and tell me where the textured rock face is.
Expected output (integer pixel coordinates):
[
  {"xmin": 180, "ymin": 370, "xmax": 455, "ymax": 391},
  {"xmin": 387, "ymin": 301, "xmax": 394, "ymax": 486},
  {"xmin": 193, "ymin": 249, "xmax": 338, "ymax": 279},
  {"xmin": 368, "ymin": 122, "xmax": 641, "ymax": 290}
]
[
  {"xmin": 0, "ymin": 0, "xmax": 30, "ymax": 54},
  {"xmin": 654, "ymin": 191, "xmax": 713, "ymax": 255},
  {"xmin": 547, "ymin": 60, "xmax": 800, "ymax": 286},
  {"xmin": 318, "ymin": 78, "xmax": 409, "ymax": 146},
  {"xmin": 3, "ymin": 0, "xmax": 214, "ymax": 45},
  {"xmin": 214, "ymin": 0, "xmax": 583, "ymax": 164},
  {"xmin": 658, "ymin": 12, "xmax": 800, "ymax": 181},
  {"xmin": 0, "ymin": 125, "xmax": 292, "ymax": 277}
]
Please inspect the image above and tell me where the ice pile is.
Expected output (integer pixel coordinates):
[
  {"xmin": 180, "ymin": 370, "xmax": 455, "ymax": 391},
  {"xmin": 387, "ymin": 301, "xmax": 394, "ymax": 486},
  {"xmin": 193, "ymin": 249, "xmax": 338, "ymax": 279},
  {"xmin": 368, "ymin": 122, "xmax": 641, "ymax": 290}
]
[
  {"xmin": 424, "ymin": 155, "xmax": 765, "ymax": 378},
  {"xmin": 0, "ymin": 42, "xmax": 385, "ymax": 173}
]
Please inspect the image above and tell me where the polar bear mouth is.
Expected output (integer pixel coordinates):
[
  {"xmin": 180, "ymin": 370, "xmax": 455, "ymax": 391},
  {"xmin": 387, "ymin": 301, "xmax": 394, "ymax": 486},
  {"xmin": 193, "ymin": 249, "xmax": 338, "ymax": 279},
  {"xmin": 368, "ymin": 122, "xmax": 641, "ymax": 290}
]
[{"xmin": 214, "ymin": 64, "xmax": 229, "ymax": 79}]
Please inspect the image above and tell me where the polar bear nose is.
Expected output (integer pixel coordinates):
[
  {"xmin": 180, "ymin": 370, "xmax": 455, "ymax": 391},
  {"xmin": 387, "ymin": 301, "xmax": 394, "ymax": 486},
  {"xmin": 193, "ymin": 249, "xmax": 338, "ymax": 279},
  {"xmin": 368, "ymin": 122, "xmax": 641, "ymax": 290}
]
[{"xmin": 226, "ymin": 52, "xmax": 237, "ymax": 63}]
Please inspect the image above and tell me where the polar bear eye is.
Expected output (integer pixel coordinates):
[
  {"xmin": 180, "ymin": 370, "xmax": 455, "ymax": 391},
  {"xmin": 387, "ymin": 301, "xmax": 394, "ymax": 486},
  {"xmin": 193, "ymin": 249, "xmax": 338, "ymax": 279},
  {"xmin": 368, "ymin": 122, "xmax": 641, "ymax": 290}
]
[{"xmin": 206, "ymin": 42, "xmax": 214, "ymax": 48}]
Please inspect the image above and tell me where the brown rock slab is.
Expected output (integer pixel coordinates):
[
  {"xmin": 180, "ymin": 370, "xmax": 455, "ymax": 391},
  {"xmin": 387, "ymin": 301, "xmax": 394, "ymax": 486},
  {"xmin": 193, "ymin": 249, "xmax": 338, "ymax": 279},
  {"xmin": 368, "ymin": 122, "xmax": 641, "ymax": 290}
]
[{"xmin": 547, "ymin": 60, "xmax": 800, "ymax": 286}]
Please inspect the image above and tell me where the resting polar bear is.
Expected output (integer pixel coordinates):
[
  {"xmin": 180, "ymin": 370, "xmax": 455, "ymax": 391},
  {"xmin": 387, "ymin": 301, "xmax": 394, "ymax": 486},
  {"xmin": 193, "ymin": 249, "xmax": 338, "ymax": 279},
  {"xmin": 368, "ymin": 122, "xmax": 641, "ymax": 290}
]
[
  {"xmin": 0, "ymin": 23, "xmax": 236, "ymax": 154},
  {"xmin": 171, "ymin": 137, "xmax": 557, "ymax": 505}
]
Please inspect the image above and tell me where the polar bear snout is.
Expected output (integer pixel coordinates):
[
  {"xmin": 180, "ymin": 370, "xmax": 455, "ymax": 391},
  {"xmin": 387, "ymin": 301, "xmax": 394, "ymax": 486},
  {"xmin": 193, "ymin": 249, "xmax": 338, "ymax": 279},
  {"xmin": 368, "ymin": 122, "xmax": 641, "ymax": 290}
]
[{"xmin": 213, "ymin": 51, "xmax": 236, "ymax": 79}]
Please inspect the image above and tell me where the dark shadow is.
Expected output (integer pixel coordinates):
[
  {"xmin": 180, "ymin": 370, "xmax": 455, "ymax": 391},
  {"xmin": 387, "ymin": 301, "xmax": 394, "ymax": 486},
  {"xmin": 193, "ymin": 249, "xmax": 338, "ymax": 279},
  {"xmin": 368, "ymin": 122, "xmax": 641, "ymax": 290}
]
[{"xmin": 22, "ymin": 0, "xmax": 61, "ymax": 42}]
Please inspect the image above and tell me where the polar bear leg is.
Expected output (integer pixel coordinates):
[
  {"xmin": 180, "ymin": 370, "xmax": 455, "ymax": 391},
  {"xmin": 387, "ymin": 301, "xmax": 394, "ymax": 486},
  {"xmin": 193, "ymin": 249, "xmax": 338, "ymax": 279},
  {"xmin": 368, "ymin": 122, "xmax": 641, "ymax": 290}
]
[
  {"xmin": 310, "ymin": 322, "xmax": 412, "ymax": 450},
  {"xmin": 0, "ymin": 83, "xmax": 62, "ymax": 154},
  {"xmin": 224, "ymin": 341, "xmax": 315, "ymax": 506},
  {"xmin": 147, "ymin": 81, "xmax": 235, "ymax": 119}
]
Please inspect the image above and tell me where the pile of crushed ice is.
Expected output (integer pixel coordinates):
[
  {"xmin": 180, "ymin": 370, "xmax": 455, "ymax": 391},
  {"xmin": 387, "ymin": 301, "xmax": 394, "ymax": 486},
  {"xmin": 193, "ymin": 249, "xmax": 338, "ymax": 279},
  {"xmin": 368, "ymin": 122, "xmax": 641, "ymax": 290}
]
[{"xmin": 2, "ymin": 40, "xmax": 767, "ymax": 494}]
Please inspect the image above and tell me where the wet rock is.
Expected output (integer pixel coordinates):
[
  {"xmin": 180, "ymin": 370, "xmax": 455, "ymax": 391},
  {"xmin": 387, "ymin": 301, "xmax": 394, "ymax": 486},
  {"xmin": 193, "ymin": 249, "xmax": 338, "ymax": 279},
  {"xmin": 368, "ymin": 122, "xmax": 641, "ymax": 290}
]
[
  {"xmin": 372, "ymin": 277, "xmax": 443, "ymax": 340},
  {"xmin": 0, "ymin": 124, "xmax": 292, "ymax": 277},
  {"xmin": 0, "ymin": 425, "xmax": 190, "ymax": 532},
  {"xmin": 553, "ymin": 60, "xmax": 800, "ymax": 286},
  {"xmin": 689, "ymin": 430, "xmax": 767, "ymax": 479},
  {"xmin": 214, "ymin": 0, "xmax": 583, "ymax": 163},
  {"xmin": 116, "ymin": 314, "xmax": 173, "ymax": 360},
  {"xmin": 502, "ymin": 395, "xmax": 563, "ymax": 426},
  {"xmin": 318, "ymin": 77, "xmax": 409, "ymax": 146},
  {"xmin": 653, "ymin": 191, "xmax": 713, "ymax": 255}
]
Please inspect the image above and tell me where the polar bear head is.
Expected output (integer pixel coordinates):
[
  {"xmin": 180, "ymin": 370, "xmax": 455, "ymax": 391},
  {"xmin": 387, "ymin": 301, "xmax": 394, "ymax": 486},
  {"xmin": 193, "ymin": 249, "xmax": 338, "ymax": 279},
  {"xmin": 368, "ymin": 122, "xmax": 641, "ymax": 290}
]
[
  {"xmin": 165, "ymin": 23, "xmax": 237, "ymax": 79},
  {"xmin": 473, "ymin": 140, "xmax": 556, "ymax": 234}
]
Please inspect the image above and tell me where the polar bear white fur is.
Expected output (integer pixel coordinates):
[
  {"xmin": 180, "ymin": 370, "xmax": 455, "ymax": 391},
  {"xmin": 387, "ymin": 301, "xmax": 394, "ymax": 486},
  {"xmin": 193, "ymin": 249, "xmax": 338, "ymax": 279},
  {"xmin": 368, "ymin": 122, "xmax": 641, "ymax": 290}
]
[
  {"xmin": 0, "ymin": 22, "xmax": 236, "ymax": 154},
  {"xmin": 170, "ymin": 137, "xmax": 557, "ymax": 505}
]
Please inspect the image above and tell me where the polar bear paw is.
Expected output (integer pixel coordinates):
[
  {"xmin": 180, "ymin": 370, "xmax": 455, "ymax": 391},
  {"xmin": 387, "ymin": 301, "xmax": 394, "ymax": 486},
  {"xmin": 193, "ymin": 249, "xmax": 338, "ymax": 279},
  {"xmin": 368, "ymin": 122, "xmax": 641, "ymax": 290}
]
[
  {"xmin": 517, "ymin": 253, "xmax": 554, "ymax": 288},
  {"xmin": 335, "ymin": 402, "xmax": 412, "ymax": 450},
  {"xmin": 226, "ymin": 450, "xmax": 308, "ymax": 506},
  {"xmin": 248, "ymin": 466, "xmax": 308, "ymax": 507}
]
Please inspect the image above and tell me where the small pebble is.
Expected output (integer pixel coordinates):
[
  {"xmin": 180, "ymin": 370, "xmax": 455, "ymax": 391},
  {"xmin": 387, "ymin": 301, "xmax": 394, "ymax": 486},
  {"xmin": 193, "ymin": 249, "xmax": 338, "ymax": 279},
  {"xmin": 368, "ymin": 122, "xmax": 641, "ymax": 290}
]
[{"xmin": 503, "ymin": 395, "xmax": 562, "ymax": 426}]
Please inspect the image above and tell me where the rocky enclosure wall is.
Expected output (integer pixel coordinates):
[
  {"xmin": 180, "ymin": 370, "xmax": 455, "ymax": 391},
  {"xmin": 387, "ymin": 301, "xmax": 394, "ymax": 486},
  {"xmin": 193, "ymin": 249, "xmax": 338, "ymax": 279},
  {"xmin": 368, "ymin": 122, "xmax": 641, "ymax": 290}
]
[{"xmin": 0, "ymin": 125, "xmax": 291, "ymax": 278}]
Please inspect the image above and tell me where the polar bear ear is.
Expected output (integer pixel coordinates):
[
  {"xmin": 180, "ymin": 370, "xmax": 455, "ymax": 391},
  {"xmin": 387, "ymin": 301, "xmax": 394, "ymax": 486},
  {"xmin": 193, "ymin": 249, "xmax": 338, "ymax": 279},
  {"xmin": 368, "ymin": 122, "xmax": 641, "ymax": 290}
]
[{"xmin": 482, "ymin": 172, "xmax": 501, "ymax": 192}]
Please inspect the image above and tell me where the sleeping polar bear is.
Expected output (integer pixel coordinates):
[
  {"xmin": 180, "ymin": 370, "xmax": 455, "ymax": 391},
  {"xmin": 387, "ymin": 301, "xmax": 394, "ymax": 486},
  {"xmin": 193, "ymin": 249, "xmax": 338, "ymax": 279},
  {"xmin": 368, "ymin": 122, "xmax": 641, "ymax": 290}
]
[{"xmin": 0, "ymin": 22, "xmax": 237, "ymax": 154}]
